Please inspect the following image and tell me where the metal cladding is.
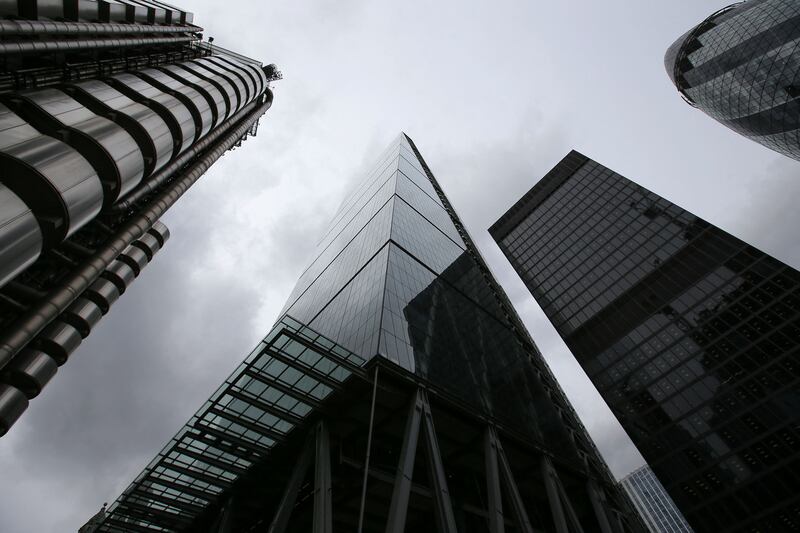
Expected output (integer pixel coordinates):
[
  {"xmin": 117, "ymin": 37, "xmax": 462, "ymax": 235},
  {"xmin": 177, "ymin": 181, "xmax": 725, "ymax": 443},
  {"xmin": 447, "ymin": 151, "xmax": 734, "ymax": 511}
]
[
  {"xmin": 10, "ymin": 88, "xmax": 146, "ymax": 202},
  {"xmin": 84, "ymin": 278, "xmax": 121, "ymax": 314},
  {"xmin": 38, "ymin": 321, "xmax": 83, "ymax": 366},
  {"xmin": 0, "ymin": 384, "xmax": 27, "ymax": 437},
  {"xmin": 66, "ymin": 80, "xmax": 175, "ymax": 175},
  {"xmin": 0, "ymin": 219, "xmax": 170, "ymax": 433},
  {"xmin": 0, "ymin": 1, "xmax": 194, "ymax": 28},
  {"xmin": 102, "ymin": 260, "xmax": 137, "ymax": 294},
  {"xmin": 0, "ymin": 56, "xmax": 267, "ymax": 289},
  {"xmin": 62, "ymin": 298, "xmax": 104, "ymax": 339},
  {"xmin": 118, "ymin": 245, "xmax": 149, "ymax": 276},
  {"xmin": 1, "ymin": 349, "xmax": 58, "ymax": 399},
  {"xmin": 0, "ymin": 184, "xmax": 42, "ymax": 286},
  {"xmin": 0, "ymin": 1, "xmax": 275, "ymax": 439},
  {"xmin": 665, "ymin": 0, "xmax": 800, "ymax": 161}
]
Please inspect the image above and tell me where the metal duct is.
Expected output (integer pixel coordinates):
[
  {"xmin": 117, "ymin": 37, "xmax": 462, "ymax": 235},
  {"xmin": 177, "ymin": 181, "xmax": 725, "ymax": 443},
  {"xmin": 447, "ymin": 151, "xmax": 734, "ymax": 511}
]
[
  {"xmin": 65, "ymin": 80, "xmax": 174, "ymax": 176},
  {"xmin": 0, "ymin": 102, "xmax": 103, "ymax": 246},
  {"xmin": 0, "ymin": 20, "xmax": 201, "ymax": 36},
  {"xmin": 7, "ymin": 89, "xmax": 145, "ymax": 205},
  {"xmin": 0, "ymin": 98, "xmax": 271, "ymax": 371},
  {"xmin": 110, "ymin": 99, "xmax": 259, "ymax": 211},
  {"xmin": 0, "ymin": 349, "xmax": 57, "ymax": 399},
  {"xmin": 0, "ymin": 184, "xmax": 42, "ymax": 288},
  {"xmin": 0, "ymin": 34, "xmax": 199, "ymax": 56},
  {"xmin": 0, "ymin": 384, "xmax": 28, "ymax": 437}
]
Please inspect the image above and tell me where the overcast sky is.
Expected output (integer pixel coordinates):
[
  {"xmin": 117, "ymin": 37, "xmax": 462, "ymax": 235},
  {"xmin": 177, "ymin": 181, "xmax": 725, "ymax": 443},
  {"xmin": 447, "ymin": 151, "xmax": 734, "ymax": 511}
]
[{"xmin": 2, "ymin": 2, "xmax": 799, "ymax": 531}]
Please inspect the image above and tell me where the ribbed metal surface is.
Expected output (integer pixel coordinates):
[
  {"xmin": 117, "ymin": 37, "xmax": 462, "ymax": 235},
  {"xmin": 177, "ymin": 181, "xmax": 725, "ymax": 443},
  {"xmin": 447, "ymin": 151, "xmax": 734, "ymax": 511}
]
[
  {"xmin": 2, "ymin": 349, "xmax": 57, "ymax": 399},
  {"xmin": 0, "ymin": 102, "xmax": 103, "ymax": 243},
  {"xmin": 137, "ymin": 68, "xmax": 214, "ymax": 138},
  {"xmin": 38, "ymin": 321, "xmax": 82, "ymax": 366},
  {"xmin": 0, "ymin": 384, "xmax": 28, "ymax": 437},
  {"xmin": 68, "ymin": 79, "xmax": 174, "ymax": 175},
  {"xmin": 102, "ymin": 260, "xmax": 137, "ymax": 293},
  {"xmin": 0, "ymin": 0, "xmax": 193, "ymax": 27},
  {"xmin": 149, "ymin": 221, "xmax": 171, "ymax": 246},
  {"xmin": 0, "ymin": 22, "xmax": 273, "ymax": 438},
  {"xmin": 63, "ymin": 298, "xmax": 104, "ymax": 338},
  {"xmin": 108, "ymin": 72, "xmax": 198, "ymax": 156},
  {"xmin": 132, "ymin": 233, "xmax": 162, "ymax": 260},
  {"xmin": 119, "ymin": 245, "xmax": 150, "ymax": 276},
  {"xmin": 14, "ymin": 88, "xmax": 146, "ymax": 202},
  {"xmin": 84, "ymin": 278, "xmax": 121, "ymax": 314},
  {"xmin": 0, "ymin": 184, "xmax": 42, "ymax": 288}
]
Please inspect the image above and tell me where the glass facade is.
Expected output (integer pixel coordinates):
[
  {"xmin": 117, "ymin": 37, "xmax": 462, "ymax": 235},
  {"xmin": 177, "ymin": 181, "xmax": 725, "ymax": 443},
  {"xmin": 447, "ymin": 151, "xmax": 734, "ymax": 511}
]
[
  {"xmin": 665, "ymin": 0, "xmax": 800, "ymax": 161},
  {"xmin": 281, "ymin": 134, "xmax": 611, "ymax": 459},
  {"xmin": 490, "ymin": 150, "xmax": 800, "ymax": 533},
  {"xmin": 99, "ymin": 136, "xmax": 642, "ymax": 531},
  {"xmin": 620, "ymin": 466, "xmax": 693, "ymax": 533}
]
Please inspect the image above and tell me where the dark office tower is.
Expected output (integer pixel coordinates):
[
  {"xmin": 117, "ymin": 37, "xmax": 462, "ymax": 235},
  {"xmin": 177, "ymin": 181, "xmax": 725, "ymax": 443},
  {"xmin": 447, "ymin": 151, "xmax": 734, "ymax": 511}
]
[
  {"xmin": 0, "ymin": 2, "xmax": 279, "ymax": 436},
  {"xmin": 665, "ymin": 0, "xmax": 800, "ymax": 162},
  {"xmin": 619, "ymin": 466, "xmax": 692, "ymax": 533},
  {"xmin": 490, "ymin": 151, "xmax": 800, "ymax": 533},
  {"xmin": 95, "ymin": 135, "xmax": 642, "ymax": 533}
]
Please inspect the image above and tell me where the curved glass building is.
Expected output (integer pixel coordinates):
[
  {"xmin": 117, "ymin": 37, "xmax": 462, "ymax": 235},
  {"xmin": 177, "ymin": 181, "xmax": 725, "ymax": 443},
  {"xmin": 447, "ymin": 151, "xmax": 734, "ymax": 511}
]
[{"xmin": 665, "ymin": 0, "xmax": 800, "ymax": 161}]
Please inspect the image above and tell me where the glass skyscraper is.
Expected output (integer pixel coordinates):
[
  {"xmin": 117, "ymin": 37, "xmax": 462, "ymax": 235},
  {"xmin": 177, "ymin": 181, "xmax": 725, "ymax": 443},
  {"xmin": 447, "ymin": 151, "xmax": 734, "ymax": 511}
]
[
  {"xmin": 94, "ymin": 135, "xmax": 642, "ymax": 532},
  {"xmin": 620, "ymin": 466, "xmax": 693, "ymax": 533},
  {"xmin": 0, "ymin": 2, "xmax": 278, "ymax": 436},
  {"xmin": 665, "ymin": 0, "xmax": 800, "ymax": 161},
  {"xmin": 490, "ymin": 151, "xmax": 800, "ymax": 532}
]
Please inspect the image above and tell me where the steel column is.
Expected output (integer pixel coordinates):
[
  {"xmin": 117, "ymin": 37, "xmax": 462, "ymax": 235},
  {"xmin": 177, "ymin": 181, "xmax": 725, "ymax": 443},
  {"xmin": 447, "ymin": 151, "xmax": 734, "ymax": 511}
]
[
  {"xmin": 586, "ymin": 479, "xmax": 615, "ymax": 533},
  {"xmin": 358, "ymin": 366, "xmax": 380, "ymax": 533},
  {"xmin": 542, "ymin": 457, "xmax": 570, "ymax": 533},
  {"xmin": 267, "ymin": 434, "xmax": 314, "ymax": 533},
  {"xmin": 420, "ymin": 390, "xmax": 458, "ymax": 533},
  {"xmin": 491, "ymin": 427, "xmax": 535, "ymax": 533},
  {"xmin": 542, "ymin": 457, "xmax": 586, "ymax": 533},
  {"xmin": 313, "ymin": 421, "xmax": 333, "ymax": 533},
  {"xmin": 484, "ymin": 427, "xmax": 505, "ymax": 533},
  {"xmin": 211, "ymin": 496, "xmax": 234, "ymax": 533},
  {"xmin": 385, "ymin": 389, "xmax": 424, "ymax": 533}
]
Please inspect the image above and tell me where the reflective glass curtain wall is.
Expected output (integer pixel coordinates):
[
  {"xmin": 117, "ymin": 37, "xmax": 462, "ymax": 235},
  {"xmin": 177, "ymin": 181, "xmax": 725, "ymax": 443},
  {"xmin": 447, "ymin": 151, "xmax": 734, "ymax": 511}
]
[
  {"xmin": 490, "ymin": 151, "xmax": 800, "ymax": 532},
  {"xmin": 99, "ymin": 135, "xmax": 643, "ymax": 531},
  {"xmin": 665, "ymin": 0, "xmax": 800, "ymax": 162}
]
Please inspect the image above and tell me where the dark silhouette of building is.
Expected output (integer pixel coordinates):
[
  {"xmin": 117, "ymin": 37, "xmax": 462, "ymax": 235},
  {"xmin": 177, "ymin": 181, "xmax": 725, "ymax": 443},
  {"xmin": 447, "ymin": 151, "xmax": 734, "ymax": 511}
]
[
  {"xmin": 490, "ymin": 151, "xmax": 800, "ymax": 532},
  {"xmin": 665, "ymin": 0, "xmax": 800, "ymax": 161},
  {"xmin": 94, "ymin": 135, "xmax": 643, "ymax": 532},
  {"xmin": 0, "ymin": 1, "xmax": 278, "ymax": 436}
]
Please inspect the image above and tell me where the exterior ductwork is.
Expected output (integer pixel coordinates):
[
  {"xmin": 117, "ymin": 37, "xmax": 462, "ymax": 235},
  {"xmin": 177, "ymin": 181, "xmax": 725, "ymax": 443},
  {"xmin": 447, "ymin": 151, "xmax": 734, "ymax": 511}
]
[
  {"xmin": 0, "ymin": 56, "xmax": 270, "ymax": 289},
  {"xmin": 0, "ymin": 384, "xmax": 28, "ymax": 437},
  {"xmin": 0, "ymin": 2, "xmax": 276, "ymax": 438},
  {"xmin": 0, "ymin": 220, "xmax": 170, "ymax": 434},
  {"xmin": 1, "ymin": 349, "xmax": 57, "ymax": 399},
  {"xmin": 0, "ymin": 34, "xmax": 199, "ymax": 56},
  {"xmin": 0, "ymin": 20, "xmax": 201, "ymax": 36}
]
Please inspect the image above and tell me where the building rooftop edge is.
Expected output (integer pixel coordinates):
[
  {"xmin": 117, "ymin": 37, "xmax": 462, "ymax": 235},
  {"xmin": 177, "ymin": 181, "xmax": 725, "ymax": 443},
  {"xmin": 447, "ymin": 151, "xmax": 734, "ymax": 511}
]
[{"xmin": 488, "ymin": 149, "xmax": 590, "ymax": 242}]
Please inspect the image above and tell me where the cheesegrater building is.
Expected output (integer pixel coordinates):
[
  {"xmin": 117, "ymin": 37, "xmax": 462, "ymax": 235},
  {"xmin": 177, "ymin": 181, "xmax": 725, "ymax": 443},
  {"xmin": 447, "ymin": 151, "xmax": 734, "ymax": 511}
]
[
  {"xmin": 665, "ymin": 0, "xmax": 800, "ymax": 162},
  {"xmin": 0, "ymin": 1, "xmax": 278, "ymax": 436},
  {"xmin": 93, "ymin": 135, "xmax": 644, "ymax": 532},
  {"xmin": 490, "ymin": 151, "xmax": 800, "ymax": 532}
]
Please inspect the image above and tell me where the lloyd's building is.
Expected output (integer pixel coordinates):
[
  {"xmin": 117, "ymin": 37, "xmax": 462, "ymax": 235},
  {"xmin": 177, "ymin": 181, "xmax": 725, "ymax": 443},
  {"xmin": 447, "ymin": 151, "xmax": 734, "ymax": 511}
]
[
  {"xmin": 94, "ymin": 135, "xmax": 643, "ymax": 532},
  {"xmin": 0, "ymin": 1, "xmax": 278, "ymax": 436}
]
